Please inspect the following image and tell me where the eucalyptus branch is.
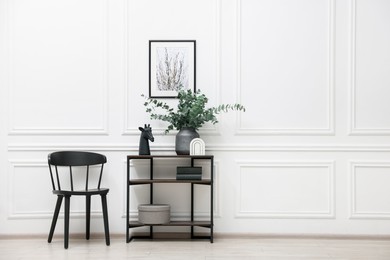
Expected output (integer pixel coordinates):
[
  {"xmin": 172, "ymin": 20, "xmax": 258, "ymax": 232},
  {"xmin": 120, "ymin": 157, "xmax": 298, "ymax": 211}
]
[{"xmin": 142, "ymin": 88, "xmax": 245, "ymax": 134}]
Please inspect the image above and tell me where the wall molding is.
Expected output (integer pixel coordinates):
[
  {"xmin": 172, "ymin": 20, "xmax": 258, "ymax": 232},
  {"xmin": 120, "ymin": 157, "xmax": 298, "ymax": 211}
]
[
  {"xmin": 350, "ymin": 161, "xmax": 390, "ymax": 219},
  {"xmin": 7, "ymin": 160, "xmax": 104, "ymax": 220},
  {"xmin": 235, "ymin": 0, "xmax": 335, "ymax": 135},
  {"xmin": 122, "ymin": 0, "xmax": 221, "ymax": 136},
  {"xmin": 7, "ymin": 0, "xmax": 109, "ymax": 135},
  {"xmin": 235, "ymin": 160, "xmax": 335, "ymax": 218},
  {"xmin": 349, "ymin": 0, "xmax": 390, "ymax": 136},
  {"xmin": 8, "ymin": 143, "xmax": 390, "ymax": 152}
]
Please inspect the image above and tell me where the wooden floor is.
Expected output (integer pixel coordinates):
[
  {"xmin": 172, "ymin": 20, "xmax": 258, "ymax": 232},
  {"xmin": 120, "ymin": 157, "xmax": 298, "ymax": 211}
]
[{"xmin": 1, "ymin": 236, "xmax": 390, "ymax": 260}]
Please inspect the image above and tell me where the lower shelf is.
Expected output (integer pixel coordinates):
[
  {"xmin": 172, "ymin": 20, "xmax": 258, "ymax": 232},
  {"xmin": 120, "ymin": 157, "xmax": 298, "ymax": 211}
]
[{"xmin": 129, "ymin": 220, "xmax": 212, "ymax": 228}]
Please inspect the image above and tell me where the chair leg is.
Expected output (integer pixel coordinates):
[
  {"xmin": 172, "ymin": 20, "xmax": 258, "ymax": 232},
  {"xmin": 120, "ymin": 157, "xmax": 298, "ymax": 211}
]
[
  {"xmin": 64, "ymin": 195, "xmax": 71, "ymax": 249},
  {"xmin": 101, "ymin": 194, "xmax": 110, "ymax": 246},
  {"xmin": 48, "ymin": 195, "xmax": 63, "ymax": 243},
  {"xmin": 86, "ymin": 195, "xmax": 91, "ymax": 240}
]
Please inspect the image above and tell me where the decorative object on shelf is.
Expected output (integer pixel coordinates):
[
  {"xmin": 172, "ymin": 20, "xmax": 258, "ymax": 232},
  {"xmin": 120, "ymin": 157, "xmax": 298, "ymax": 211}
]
[
  {"xmin": 138, "ymin": 204, "xmax": 170, "ymax": 224},
  {"xmin": 138, "ymin": 124, "xmax": 154, "ymax": 155},
  {"xmin": 143, "ymin": 88, "xmax": 245, "ymax": 155},
  {"xmin": 176, "ymin": 127, "xmax": 199, "ymax": 155},
  {"xmin": 190, "ymin": 138, "xmax": 205, "ymax": 155},
  {"xmin": 149, "ymin": 40, "xmax": 196, "ymax": 98},
  {"xmin": 176, "ymin": 166, "xmax": 202, "ymax": 180}
]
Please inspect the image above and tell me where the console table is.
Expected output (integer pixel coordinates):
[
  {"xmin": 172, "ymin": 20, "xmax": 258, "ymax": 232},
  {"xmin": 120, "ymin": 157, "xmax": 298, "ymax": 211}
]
[{"xmin": 126, "ymin": 155, "xmax": 214, "ymax": 243}]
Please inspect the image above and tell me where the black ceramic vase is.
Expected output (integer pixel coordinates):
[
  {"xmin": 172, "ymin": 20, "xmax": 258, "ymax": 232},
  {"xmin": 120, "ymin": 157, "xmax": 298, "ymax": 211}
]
[{"xmin": 175, "ymin": 127, "xmax": 200, "ymax": 155}]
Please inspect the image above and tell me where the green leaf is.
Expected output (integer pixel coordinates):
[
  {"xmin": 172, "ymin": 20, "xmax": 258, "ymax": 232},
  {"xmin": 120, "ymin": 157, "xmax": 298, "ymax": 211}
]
[{"xmin": 141, "ymin": 86, "xmax": 245, "ymax": 133}]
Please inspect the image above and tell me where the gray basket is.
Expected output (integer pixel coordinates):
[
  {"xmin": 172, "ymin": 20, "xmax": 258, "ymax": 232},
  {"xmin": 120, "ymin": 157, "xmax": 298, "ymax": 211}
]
[{"xmin": 138, "ymin": 204, "xmax": 170, "ymax": 224}]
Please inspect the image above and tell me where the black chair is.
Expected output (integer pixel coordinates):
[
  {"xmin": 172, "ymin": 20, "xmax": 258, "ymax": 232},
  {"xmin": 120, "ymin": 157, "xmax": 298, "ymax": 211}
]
[{"xmin": 47, "ymin": 151, "xmax": 110, "ymax": 249}]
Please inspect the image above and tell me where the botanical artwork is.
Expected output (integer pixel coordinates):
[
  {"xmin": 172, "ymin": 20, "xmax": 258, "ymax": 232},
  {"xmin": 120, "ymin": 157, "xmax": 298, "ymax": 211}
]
[
  {"xmin": 149, "ymin": 40, "xmax": 195, "ymax": 98},
  {"xmin": 156, "ymin": 47, "xmax": 189, "ymax": 92}
]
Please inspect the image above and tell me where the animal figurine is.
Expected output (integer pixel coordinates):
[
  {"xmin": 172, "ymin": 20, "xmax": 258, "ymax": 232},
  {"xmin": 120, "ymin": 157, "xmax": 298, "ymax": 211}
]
[{"xmin": 138, "ymin": 124, "xmax": 154, "ymax": 155}]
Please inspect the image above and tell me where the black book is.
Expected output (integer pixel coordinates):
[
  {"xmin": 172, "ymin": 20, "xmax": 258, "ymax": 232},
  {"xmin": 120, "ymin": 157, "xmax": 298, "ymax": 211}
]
[{"xmin": 177, "ymin": 166, "xmax": 202, "ymax": 175}]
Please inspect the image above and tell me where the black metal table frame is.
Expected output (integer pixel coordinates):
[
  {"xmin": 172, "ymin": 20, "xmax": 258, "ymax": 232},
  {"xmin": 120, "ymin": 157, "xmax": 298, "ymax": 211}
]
[{"xmin": 126, "ymin": 155, "xmax": 214, "ymax": 243}]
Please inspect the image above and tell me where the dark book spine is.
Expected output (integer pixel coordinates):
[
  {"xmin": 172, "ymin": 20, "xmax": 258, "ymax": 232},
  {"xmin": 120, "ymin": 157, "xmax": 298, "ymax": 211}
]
[
  {"xmin": 177, "ymin": 167, "xmax": 202, "ymax": 174},
  {"xmin": 176, "ymin": 174, "xmax": 202, "ymax": 180}
]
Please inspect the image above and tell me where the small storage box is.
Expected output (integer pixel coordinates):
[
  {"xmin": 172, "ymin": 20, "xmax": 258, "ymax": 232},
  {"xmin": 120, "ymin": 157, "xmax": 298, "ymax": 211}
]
[{"xmin": 138, "ymin": 204, "xmax": 170, "ymax": 224}]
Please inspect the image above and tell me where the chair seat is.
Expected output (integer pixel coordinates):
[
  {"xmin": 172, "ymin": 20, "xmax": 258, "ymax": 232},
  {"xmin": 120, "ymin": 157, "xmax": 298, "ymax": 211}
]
[{"xmin": 53, "ymin": 188, "xmax": 109, "ymax": 196}]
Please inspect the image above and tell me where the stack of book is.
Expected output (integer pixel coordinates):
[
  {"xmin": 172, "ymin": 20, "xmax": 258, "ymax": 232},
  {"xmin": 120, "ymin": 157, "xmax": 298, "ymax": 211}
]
[{"xmin": 176, "ymin": 166, "xmax": 202, "ymax": 180}]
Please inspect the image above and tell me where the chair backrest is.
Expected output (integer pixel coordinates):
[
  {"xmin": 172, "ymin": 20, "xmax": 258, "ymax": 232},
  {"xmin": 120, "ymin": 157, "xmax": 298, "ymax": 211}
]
[{"xmin": 48, "ymin": 151, "xmax": 107, "ymax": 192}]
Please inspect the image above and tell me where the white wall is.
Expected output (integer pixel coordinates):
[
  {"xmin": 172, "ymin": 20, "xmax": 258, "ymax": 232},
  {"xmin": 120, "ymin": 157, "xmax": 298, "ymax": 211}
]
[{"xmin": 1, "ymin": 0, "xmax": 390, "ymax": 237}]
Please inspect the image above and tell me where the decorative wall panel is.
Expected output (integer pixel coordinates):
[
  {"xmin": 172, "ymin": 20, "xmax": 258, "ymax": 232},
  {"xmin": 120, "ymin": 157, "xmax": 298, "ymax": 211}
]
[
  {"xmin": 350, "ymin": 162, "xmax": 390, "ymax": 219},
  {"xmin": 236, "ymin": 161, "xmax": 334, "ymax": 218},
  {"xmin": 124, "ymin": 0, "xmax": 221, "ymax": 135},
  {"xmin": 8, "ymin": 0, "xmax": 108, "ymax": 135},
  {"xmin": 237, "ymin": 0, "xmax": 334, "ymax": 135},
  {"xmin": 350, "ymin": 0, "xmax": 390, "ymax": 135}
]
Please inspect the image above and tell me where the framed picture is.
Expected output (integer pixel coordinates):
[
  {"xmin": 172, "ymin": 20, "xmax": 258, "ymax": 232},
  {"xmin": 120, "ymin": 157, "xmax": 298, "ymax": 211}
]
[{"xmin": 149, "ymin": 40, "xmax": 196, "ymax": 98}]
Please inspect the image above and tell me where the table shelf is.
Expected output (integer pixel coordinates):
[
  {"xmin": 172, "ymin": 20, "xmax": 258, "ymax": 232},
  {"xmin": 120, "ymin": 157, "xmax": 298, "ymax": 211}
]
[
  {"xmin": 129, "ymin": 179, "xmax": 211, "ymax": 185},
  {"xmin": 129, "ymin": 220, "xmax": 212, "ymax": 228}
]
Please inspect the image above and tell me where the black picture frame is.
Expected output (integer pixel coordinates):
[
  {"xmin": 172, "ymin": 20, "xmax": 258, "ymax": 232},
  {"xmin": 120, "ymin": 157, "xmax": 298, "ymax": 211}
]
[{"xmin": 149, "ymin": 40, "xmax": 196, "ymax": 98}]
